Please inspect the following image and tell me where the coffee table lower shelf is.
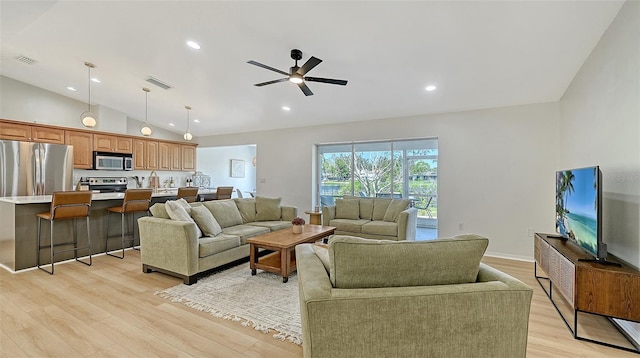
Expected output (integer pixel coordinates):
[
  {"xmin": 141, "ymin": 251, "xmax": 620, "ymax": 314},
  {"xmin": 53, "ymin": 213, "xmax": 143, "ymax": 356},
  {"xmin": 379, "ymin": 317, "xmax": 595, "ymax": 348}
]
[{"xmin": 251, "ymin": 251, "xmax": 296, "ymax": 283}]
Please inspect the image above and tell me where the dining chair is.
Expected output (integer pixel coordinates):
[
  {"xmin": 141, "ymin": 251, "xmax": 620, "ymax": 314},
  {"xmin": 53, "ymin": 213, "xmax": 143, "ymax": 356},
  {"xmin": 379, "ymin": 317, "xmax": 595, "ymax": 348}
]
[{"xmin": 236, "ymin": 188, "xmax": 244, "ymax": 198}]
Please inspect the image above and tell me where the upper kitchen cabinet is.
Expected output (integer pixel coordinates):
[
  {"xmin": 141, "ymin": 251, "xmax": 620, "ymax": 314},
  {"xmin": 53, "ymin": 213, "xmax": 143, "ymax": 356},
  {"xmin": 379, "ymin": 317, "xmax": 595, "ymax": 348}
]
[
  {"xmin": 133, "ymin": 139, "xmax": 158, "ymax": 170},
  {"xmin": 93, "ymin": 134, "xmax": 132, "ymax": 153},
  {"xmin": 0, "ymin": 120, "xmax": 64, "ymax": 144},
  {"xmin": 65, "ymin": 130, "xmax": 93, "ymax": 169},
  {"xmin": 181, "ymin": 145, "xmax": 197, "ymax": 171},
  {"xmin": 170, "ymin": 144, "xmax": 182, "ymax": 171}
]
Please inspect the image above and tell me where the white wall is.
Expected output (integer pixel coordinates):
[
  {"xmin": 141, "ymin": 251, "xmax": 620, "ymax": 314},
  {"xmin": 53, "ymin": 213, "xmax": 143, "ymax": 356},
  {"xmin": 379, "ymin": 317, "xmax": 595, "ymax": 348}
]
[
  {"xmin": 559, "ymin": 0, "xmax": 639, "ymax": 268},
  {"xmin": 196, "ymin": 145, "xmax": 256, "ymax": 195},
  {"xmin": 198, "ymin": 102, "xmax": 559, "ymax": 260}
]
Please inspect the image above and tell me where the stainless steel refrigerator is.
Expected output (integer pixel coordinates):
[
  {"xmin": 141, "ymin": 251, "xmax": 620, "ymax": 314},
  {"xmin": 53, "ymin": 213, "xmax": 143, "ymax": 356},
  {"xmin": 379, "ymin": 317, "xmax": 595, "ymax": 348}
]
[{"xmin": 0, "ymin": 140, "xmax": 74, "ymax": 196}]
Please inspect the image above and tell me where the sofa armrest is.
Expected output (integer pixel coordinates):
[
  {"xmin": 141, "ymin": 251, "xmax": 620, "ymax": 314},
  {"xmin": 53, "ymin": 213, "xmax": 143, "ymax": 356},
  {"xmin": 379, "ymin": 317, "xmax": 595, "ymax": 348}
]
[
  {"xmin": 138, "ymin": 216, "xmax": 200, "ymax": 276},
  {"xmin": 281, "ymin": 205, "xmax": 297, "ymax": 221},
  {"xmin": 321, "ymin": 206, "xmax": 336, "ymax": 226},
  {"xmin": 397, "ymin": 207, "xmax": 417, "ymax": 241}
]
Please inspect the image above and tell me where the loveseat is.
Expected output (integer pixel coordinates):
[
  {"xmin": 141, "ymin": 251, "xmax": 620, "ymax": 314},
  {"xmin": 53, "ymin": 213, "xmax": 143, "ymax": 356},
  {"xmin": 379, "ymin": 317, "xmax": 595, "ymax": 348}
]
[
  {"xmin": 295, "ymin": 234, "xmax": 533, "ymax": 358},
  {"xmin": 321, "ymin": 197, "xmax": 417, "ymax": 241},
  {"xmin": 138, "ymin": 197, "xmax": 296, "ymax": 284}
]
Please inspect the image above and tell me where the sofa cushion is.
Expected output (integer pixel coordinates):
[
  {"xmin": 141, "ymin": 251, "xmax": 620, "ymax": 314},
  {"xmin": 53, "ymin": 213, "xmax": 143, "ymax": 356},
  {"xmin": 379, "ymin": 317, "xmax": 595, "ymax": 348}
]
[
  {"xmin": 328, "ymin": 234, "xmax": 489, "ymax": 289},
  {"xmin": 234, "ymin": 198, "xmax": 256, "ymax": 223},
  {"xmin": 312, "ymin": 243, "xmax": 331, "ymax": 274},
  {"xmin": 359, "ymin": 198, "xmax": 374, "ymax": 220},
  {"xmin": 198, "ymin": 234, "xmax": 241, "ymax": 258},
  {"xmin": 372, "ymin": 198, "xmax": 392, "ymax": 220},
  {"xmin": 203, "ymin": 200, "xmax": 244, "ymax": 228},
  {"xmin": 255, "ymin": 196, "xmax": 282, "ymax": 221},
  {"xmin": 248, "ymin": 221, "xmax": 291, "ymax": 231},
  {"xmin": 165, "ymin": 200, "xmax": 202, "ymax": 238},
  {"xmin": 149, "ymin": 203, "xmax": 169, "ymax": 219},
  {"xmin": 361, "ymin": 221, "xmax": 398, "ymax": 237},
  {"xmin": 221, "ymin": 224, "xmax": 270, "ymax": 244},
  {"xmin": 328, "ymin": 219, "xmax": 369, "ymax": 233},
  {"xmin": 383, "ymin": 199, "xmax": 410, "ymax": 222},
  {"xmin": 190, "ymin": 205, "xmax": 223, "ymax": 237},
  {"xmin": 335, "ymin": 199, "xmax": 360, "ymax": 220}
]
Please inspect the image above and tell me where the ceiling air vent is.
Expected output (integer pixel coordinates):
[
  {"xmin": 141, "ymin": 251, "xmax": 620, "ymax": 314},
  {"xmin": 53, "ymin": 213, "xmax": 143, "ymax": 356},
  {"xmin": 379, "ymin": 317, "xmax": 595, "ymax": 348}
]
[
  {"xmin": 15, "ymin": 55, "xmax": 37, "ymax": 65},
  {"xmin": 146, "ymin": 76, "xmax": 173, "ymax": 90}
]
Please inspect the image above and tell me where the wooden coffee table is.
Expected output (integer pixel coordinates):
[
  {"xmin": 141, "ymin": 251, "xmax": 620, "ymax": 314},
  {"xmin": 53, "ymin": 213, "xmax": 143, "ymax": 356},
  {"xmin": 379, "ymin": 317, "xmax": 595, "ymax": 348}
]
[{"xmin": 248, "ymin": 224, "xmax": 336, "ymax": 282}]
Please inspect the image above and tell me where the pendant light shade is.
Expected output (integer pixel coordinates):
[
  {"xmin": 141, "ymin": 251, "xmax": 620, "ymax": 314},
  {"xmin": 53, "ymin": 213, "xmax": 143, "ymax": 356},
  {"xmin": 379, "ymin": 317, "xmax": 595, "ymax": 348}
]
[
  {"xmin": 140, "ymin": 87, "xmax": 152, "ymax": 136},
  {"xmin": 183, "ymin": 105, "xmax": 193, "ymax": 141},
  {"xmin": 81, "ymin": 62, "xmax": 97, "ymax": 128}
]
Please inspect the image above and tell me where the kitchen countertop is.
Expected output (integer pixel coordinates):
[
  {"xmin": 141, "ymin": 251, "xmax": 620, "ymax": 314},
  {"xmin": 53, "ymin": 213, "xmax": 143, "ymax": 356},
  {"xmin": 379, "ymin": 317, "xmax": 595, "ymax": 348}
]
[{"xmin": 0, "ymin": 188, "xmax": 216, "ymax": 204}]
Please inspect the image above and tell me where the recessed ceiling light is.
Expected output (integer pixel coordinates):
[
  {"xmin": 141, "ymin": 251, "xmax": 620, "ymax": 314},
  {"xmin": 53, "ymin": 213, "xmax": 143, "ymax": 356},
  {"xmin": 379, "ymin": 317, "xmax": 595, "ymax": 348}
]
[
  {"xmin": 282, "ymin": 106, "xmax": 291, "ymax": 111},
  {"xmin": 187, "ymin": 41, "xmax": 201, "ymax": 50},
  {"xmin": 425, "ymin": 85, "xmax": 437, "ymax": 92},
  {"xmin": 169, "ymin": 123, "xmax": 175, "ymax": 127},
  {"xmin": 66, "ymin": 86, "xmax": 77, "ymax": 91},
  {"xmin": 91, "ymin": 77, "xmax": 101, "ymax": 83},
  {"xmin": 193, "ymin": 119, "xmax": 200, "ymax": 123}
]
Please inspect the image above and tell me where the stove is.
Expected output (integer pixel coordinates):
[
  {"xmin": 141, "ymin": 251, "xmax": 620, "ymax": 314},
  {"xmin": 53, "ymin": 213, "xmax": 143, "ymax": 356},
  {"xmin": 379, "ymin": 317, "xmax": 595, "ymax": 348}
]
[{"xmin": 82, "ymin": 177, "xmax": 129, "ymax": 193}]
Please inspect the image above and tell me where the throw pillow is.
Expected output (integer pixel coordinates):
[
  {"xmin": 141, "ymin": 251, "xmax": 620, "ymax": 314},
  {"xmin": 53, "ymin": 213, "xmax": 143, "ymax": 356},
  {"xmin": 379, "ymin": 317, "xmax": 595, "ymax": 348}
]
[
  {"xmin": 190, "ymin": 205, "xmax": 223, "ymax": 237},
  {"xmin": 358, "ymin": 198, "xmax": 374, "ymax": 220},
  {"xmin": 255, "ymin": 196, "xmax": 282, "ymax": 221},
  {"xmin": 165, "ymin": 200, "xmax": 203, "ymax": 238},
  {"xmin": 174, "ymin": 198, "xmax": 192, "ymax": 214},
  {"xmin": 149, "ymin": 203, "xmax": 169, "ymax": 219},
  {"xmin": 234, "ymin": 198, "xmax": 256, "ymax": 223},
  {"xmin": 203, "ymin": 200, "xmax": 244, "ymax": 228},
  {"xmin": 372, "ymin": 198, "xmax": 392, "ymax": 221},
  {"xmin": 328, "ymin": 235, "xmax": 489, "ymax": 289},
  {"xmin": 383, "ymin": 199, "xmax": 410, "ymax": 222},
  {"xmin": 335, "ymin": 199, "xmax": 360, "ymax": 220}
]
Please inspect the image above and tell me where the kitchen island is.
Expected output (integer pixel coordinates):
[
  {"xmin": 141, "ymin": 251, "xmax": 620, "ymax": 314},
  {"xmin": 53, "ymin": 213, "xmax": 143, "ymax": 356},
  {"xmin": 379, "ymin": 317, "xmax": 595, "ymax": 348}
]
[{"xmin": 0, "ymin": 189, "xmax": 216, "ymax": 271}]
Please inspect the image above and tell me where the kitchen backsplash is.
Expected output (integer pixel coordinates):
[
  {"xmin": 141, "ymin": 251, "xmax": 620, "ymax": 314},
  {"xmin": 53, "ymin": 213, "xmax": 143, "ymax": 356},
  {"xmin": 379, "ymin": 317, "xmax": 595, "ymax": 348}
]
[{"xmin": 73, "ymin": 169, "xmax": 200, "ymax": 189}]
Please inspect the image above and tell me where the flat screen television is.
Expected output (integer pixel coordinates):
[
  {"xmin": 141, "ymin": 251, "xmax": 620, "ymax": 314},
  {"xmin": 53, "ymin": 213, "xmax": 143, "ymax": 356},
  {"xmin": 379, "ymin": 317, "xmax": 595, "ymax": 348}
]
[{"xmin": 555, "ymin": 166, "xmax": 605, "ymax": 260}]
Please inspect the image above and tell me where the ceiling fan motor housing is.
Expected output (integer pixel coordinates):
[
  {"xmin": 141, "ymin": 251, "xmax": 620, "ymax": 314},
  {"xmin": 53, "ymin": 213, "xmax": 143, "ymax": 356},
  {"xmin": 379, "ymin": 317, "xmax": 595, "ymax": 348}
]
[{"xmin": 290, "ymin": 49, "xmax": 303, "ymax": 61}]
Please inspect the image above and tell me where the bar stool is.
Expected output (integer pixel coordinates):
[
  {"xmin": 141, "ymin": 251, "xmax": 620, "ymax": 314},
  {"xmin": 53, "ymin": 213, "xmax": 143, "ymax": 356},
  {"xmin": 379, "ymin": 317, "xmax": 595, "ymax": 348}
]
[
  {"xmin": 105, "ymin": 189, "xmax": 153, "ymax": 259},
  {"xmin": 36, "ymin": 191, "xmax": 93, "ymax": 275},
  {"xmin": 177, "ymin": 187, "xmax": 199, "ymax": 203},
  {"xmin": 214, "ymin": 186, "xmax": 234, "ymax": 200}
]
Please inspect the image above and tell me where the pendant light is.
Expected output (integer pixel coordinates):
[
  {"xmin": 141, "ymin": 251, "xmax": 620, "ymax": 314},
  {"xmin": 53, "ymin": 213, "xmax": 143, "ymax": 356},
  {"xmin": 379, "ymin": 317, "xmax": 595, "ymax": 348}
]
[
  {"xmin": 139, "ymin": 87, "xmax": 152, "ymax": 136},
  {"xmin": 80, "ymin": 62, "xmax": 97, "ymax": 128},
  {"xmin": 183, "ymin": 105, "xmax": 193, "ymax": 141}
]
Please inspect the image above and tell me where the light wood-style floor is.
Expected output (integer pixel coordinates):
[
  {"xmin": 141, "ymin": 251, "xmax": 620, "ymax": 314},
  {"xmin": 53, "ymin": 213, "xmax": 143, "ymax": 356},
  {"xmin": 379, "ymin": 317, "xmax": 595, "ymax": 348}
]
[{"xmin": 1, "ymin": 252, "xmax": 636, "ymax": 357}]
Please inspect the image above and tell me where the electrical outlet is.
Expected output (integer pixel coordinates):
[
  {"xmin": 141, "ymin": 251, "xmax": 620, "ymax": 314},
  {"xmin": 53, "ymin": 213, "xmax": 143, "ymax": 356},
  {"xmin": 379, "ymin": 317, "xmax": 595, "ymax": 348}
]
[
  {"xmin": 527, "ymin": 228, "xmax": 534, "ymax": 237},
  {"xmin": 458, "ymin": 223, "xmax": 464, "ymax": 230}
]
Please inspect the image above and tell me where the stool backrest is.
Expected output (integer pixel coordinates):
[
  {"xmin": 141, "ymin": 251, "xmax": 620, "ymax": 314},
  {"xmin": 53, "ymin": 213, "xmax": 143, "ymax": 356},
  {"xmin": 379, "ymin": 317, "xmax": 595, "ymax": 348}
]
[
  {"xmin": 50, "ymin": 191, "xmax": 92, "ymax": 220},
  {"xmin": 122, "ymin": 189, "xmax": 153, "ymax": 212},
  {"xmin": 177, "ymin": 187, "xmax": 199, "ymax": 203},
  {"xmin": 216, "ymin": 186, "xmax": 234, "ymax": 200}
]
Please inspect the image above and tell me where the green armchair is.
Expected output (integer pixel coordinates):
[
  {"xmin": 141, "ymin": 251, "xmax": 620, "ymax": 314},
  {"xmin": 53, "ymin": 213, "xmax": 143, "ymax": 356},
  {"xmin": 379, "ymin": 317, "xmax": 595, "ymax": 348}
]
[{"xmin": 295, "ymin": 235, "xmax": 533, "ymax": 358}]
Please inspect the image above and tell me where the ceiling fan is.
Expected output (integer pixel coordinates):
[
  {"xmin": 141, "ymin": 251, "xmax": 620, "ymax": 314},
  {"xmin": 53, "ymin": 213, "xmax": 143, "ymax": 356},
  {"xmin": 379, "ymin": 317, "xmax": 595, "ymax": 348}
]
[{"xmin": 247, "ymin": 49, "xmax": 348, "ymax": 96}]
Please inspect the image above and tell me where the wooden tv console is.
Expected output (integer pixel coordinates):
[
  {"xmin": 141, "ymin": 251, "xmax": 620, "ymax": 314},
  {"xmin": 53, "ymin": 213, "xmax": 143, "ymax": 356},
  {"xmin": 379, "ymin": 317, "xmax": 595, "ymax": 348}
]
[{"xmin": 534, "ymin": 233, "xmax": 640, "ymax": 353}]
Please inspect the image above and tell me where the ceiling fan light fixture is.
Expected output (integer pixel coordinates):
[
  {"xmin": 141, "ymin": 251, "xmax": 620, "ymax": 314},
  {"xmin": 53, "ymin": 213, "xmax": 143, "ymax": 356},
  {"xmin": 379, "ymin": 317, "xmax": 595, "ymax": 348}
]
[
  {"xmin": 140, "ymin": 87, "xmax": 153, "ymax": 136},
  {"xmin": 81, "ymin": 62, "xmax": 97, "ymax": 128},
  {"xmin": 184, "ymin": 105, "xmax": 193, "ymax": 141},
  {"xmin": 289, "ymin": 74, "xmax": 303, "ymax": 84}
]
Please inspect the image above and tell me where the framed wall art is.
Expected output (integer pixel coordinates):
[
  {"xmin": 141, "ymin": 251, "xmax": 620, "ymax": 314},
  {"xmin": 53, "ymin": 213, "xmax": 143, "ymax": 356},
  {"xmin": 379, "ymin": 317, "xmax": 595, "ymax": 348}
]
[{"xmin": 230, "ymin": 159, "xmax": 245, "ymax": 178}]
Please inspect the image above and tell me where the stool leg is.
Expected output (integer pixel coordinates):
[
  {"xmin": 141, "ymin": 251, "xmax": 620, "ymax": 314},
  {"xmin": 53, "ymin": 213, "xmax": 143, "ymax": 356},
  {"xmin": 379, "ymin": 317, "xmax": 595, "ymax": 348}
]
[
  {"xmin": 104, "ymin": 211, "xmax": 110, "ymax": 255},
  {"xmin": 49, "ymin": 220, "xmax": 55, "ymax": 274},
  {"xmin": 73, "ymin": 217, "xmax": 78, "ymax": 260},
  {"xmin": 75, "ymin": 216, "xmax": 92, "ymax": 267},
  {"xmin": 121, "ymin": 212, "xmax": 126, "ymax": 258},
  {"xmin": 36, "ymin": 217, "xmax": 42, "ymax": 271},
  {"xmin": 132, "ymin": 212, "xmax": 140, "ymax": 250},
  {"xmin": 105, "ymin": 210, "xmax": 124, "ymax": 259}
]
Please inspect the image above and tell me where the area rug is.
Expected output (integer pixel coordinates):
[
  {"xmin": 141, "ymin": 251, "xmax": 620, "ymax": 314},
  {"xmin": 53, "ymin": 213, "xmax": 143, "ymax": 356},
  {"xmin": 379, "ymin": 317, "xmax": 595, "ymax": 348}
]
[{"xmin": 156, "ymin": 264, "xmax": 302, "ymax": 344}]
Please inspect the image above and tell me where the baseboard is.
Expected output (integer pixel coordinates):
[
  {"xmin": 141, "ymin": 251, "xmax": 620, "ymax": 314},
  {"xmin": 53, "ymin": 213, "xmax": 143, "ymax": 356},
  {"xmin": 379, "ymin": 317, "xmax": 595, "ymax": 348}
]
[{"xmin": 484, "ymin": 251, "xmax": 534, "ymax": 262}]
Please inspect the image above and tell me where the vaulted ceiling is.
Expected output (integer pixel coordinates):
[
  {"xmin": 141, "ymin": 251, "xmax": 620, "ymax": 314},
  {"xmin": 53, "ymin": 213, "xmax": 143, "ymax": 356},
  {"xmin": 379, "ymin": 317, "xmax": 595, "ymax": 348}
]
[{"xmin": 0, "ymin": 1, "xmax": 624, "ymax": 137}]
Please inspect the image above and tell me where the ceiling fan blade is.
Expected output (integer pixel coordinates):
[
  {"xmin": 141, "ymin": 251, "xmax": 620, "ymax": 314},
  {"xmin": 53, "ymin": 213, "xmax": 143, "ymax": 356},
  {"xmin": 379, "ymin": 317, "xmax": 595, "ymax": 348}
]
[
  {"xmin": 298, "ymin": 82, "xmax": 314, "ymax": 96},
  {"xmin": 305, "ymin": 77, "xmax": 348, "ymax": 86},
  {"xmin": 247, "ymin": 60, "xmax": 290, "ymax": 76},
  {"xmin": 297, "ymin": 56, "xmax": 322, "ymax": 76},
  {"xmin": 254, "ymin": 78, "xmax": 288, "ymax": 87}
]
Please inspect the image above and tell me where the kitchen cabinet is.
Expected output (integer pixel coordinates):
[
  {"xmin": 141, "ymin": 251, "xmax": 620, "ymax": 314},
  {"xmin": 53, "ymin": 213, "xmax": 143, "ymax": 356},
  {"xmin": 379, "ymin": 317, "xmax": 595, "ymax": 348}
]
[
  {"xmin": 181, "ymin": 145, "xmax": 197, "ymax": 171},
  {"xmin": 133, "ymin": 139, "xmax": 158, "ymax": 170},
  {"xmin": 65, "ymin": 130, "xmax": 93, "ymax": 169},
  {"xmin": 94, "ymin": 134, "xmax": 132, "ymax": 153},
  {"xmin": 158, "ymin": 142, "xmax": 171, "ymax": 170},
  {"xmin": 0, "ymin": 121, "xmax": 64, "ymax": 144},
  {"xmin": 170, "ymin": 144, "xmax": 182, "ymax": 171}
]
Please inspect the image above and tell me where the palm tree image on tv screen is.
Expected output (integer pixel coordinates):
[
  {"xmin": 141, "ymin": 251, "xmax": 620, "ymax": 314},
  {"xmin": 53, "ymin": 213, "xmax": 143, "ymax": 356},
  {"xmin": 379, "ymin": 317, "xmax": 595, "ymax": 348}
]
[{"xmin": 555, "ymin": 166, "xmax": 600, "ymax": 256}]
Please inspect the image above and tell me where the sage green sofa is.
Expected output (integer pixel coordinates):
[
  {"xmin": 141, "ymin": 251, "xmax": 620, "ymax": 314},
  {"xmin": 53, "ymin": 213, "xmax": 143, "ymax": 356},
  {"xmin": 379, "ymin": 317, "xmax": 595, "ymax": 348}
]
[
  {"xmin": 138, "ymin": 197, "xmax": 296, "ymax": 284},
  {"xmin": 295, "ymin": 235, "xmax": 533, "ymax": 358},
  {"xmin": 321, "ymin": 197, "xmax": 417, "ymax": 241}
]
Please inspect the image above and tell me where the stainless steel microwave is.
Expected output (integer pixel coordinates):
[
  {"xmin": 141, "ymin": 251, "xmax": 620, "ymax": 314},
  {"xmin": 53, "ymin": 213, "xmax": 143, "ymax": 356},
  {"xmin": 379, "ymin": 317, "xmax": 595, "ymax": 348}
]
[{"xmin": 93, "ymin": 151, "xmax": 133, "ymax": 171}]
